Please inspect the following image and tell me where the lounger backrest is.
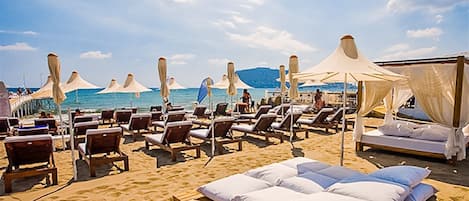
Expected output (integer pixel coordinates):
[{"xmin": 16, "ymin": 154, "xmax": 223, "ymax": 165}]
[
  {"xmin": 276, "ymin": 104, "xmax": 291, "ymax": 116},
  {"xmin": 129, "ymin": 113, "xmax": 151, "ymax": 130},
  {"xmin": 163, "ymin": 121, "xmax": 193, "ymax": 144},
  {"xmin": 151, "ymin": 111, "xmax": 163, "ymax": 121},
  {"xmin": 115, "ymin": 110, "xmax": 132, "ymax": 124},
  {"xmin": 17, "ymin": 126, "xmax": 49, "ymax": 136},
  {"xmin": 74, "ymin": 116, "xmax": 94, "ymax": 124},
  {"xmin": 193, "ymin": 105, "xmax": 207, "ymax": 116},
  {"xmin": 74, "ymin": 121, "xmax": 99, "ymax": 136},
  {"xmin": 311, "ymin": 108, "xmax": 334, "ymax": 124},
  {"xmin": 207, "ymin": 117, "xmax": 235, "ymax": 138},
  {"xmin": 214, "ymin": 103, "xmax": 228, "ymax": 116},
  {"xmin": 253, "ymin": 114, "xmax": 277, "ymax": 131},
  {"xmin": 8, "ymin": 117, "xmax": 19, "ymax": 127},
  {"xmin": 254, "ymin": 105, "xmax": 272, "ymax": 119},
  {"xmin": 150, "ymin": 105, "xmax": 162, "ymax": 112},
  {"xmin": 328, "ymin": 108, "xmax": 344, "ymax": 122},
  {"xmin": 4, "ymin": 134, "xmax": 53, "ymax": 166},
  {"xmin": 85, "ymin": 127, "xmax": 122, "ymax": 155},
  {"xmin": 34, "ymin": 118, "xmax": 57, "ymax": 130},
  {"xmin": 278, "ymin": 111, "xmax": 303, "ymax": 129},
  {"xmin": 164, "ymin": 111, "xmax": 186, "ymax": 125},
  {"xmin": 101, "ymin": 109, "xmax": 115, "ymax": 120},
  {"xmin": 0, "ymin": 117, "xmax": 9, "ymax": 133}
]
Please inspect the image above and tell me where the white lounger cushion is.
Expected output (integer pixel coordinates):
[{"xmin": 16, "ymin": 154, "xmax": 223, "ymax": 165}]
[
  {"xmin": 317, "ymin": 166, "xmax": 365, "ymax": 180},
  {"xmin": 5, "ymin": 134, "xmax": 52, "ymax": 143},
  {"xmin": 131, "ymin": 113, "xmax": 151, "ymax": 118},
  {"xmin": 189, "ymin": 129, "xmax": 209, "ymax": 139},
  {"xmin": 231, "ymin": 124, "xmax": 254, "ymax": 133},
  {"xmin": 152, "ymin": 121, "xmax": 164, "ymax": 127},
  {"xmin": 278, "ymin": 157, "xmax": 316, "ymax": 169},
  {"xmin": 327, "ymin": 175, "xmax": 410, "ymax": 201},
  {"xmin": 244, "ymin": 163, "xmax": 298, "ymax": 185},
  {"xmin": 369, "ymin": 166, "xmax": 431, "ymax": 188},
  {"xmin": 86, "ymin": 127, "xmax": 122, "ymax": 135},
  {"xmin": 278, "ymin": 171, "xmax": 338, "ymax": 194},
  {"xmin": 292, "ymin": 192, "xmax": 366, "ymax": 201},
  {"xmin": 146, "ymin": 133, "xmax": 164, "ymax": 143},
  {"xmin": 197, "ymin": 174, "xmax": 272, "ymax": 201},
  {"xmin": 74, "ymin": 121, "xmax": 99, "ymax": 128},
  {"xmin": 232, "ymin": 186, "xmax": 308, "ymax": 201},
  {"xmin": 405, "ymin": 183, "xmax": 436, "ymax": 201}
]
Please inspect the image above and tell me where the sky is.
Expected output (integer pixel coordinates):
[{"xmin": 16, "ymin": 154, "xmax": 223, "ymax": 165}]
[{"xmin": 0, "ymin": 0, "xmax": 468, "ymax": 88}]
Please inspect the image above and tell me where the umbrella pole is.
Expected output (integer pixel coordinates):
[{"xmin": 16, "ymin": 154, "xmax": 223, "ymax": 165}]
[
  {"xmin": 57, "ymin": 104, "xmax": 66, "ymax": 149},
  {"xmin": 340, "ymin": 74, "xmax": 348, "ymax": 166},
  {"xmin": 210, "ymin": 94, "xmax": 215, "ymax": 157},
  {"xmin": 68, "ymin": 108, "xmax": 77, "ymax": 181},
  {"xmin": 289, "ymin": 100, "xmax": 294, "ymax": 142}
]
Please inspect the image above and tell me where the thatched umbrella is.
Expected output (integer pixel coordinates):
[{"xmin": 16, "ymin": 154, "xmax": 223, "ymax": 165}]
[{"xmin": 97, "ymin": 79, "xmax": 121, "ymax": 94}]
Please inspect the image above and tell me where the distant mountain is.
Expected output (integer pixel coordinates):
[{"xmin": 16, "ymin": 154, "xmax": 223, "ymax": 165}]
[{"xmin": 237, "ymin": 67, "xmax": 286, "ymax": 88}]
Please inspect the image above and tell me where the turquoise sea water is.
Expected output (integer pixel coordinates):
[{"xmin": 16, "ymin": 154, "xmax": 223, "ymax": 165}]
[{"xmin": 8, "ymin": 83, "xmax": 356, "ymax": 112}]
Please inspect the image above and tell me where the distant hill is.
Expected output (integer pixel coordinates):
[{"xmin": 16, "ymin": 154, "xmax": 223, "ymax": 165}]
[{"xmin": 237, "ymin": 67, "xmax": 286, "ymax": 88}]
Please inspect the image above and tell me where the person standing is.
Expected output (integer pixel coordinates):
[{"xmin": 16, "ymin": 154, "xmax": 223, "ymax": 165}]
[{"xmin": 314, "ymin": 88, "xmax": 325, "ymax": 111}]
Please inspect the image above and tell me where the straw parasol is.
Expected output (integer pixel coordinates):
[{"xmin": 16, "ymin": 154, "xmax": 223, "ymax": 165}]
[
  {"xmin": 213, "ymin": 74, "xmax": 253, "ymax": 89},
  {"xmin": 294, "ymin": 35, "xmax": 405, "ymax": 166},
  {"xmin": 47, "ymin": 53, "xmax": 76, "ymax": 180},
  {"xmin": 62, "ymin": 71, "xmax": 100, "ymax": 103},
  {"xmin": 158, "ymin": 58, "xmax": 169, "ymax": 107},
  {"xmin": 167, "ymin": 76, "xmax": 186, "ymax": 90},
  {"xmin": 279, "ymin": 65, "xmax": 287, "ymax": 95},
  {"xmin": 97, "ymin": 79, "xmax": 121, "ymax": 94},
  {"xmin": 0, "ymin": 81, "xmax": 11, "ymax": 116},
  {"xmin": 117, "ymin": 74, "xmax": 151, "ymax": 93}
]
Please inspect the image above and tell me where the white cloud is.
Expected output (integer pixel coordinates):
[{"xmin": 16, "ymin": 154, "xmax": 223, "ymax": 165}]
[
  {"xmin": 208, "ymin": 58, "xmax": 231, "ymax": 66},
  {"xmin": 226, "ymin": 26, "xmax": 316, "ymax": 55},
  {"xmin": 384, "ymin": 43, "xmax": 410, "ymax": 52},
  {"xmin": 169, "ymin": 53, "xmax": 195, "ymax": 65},
  {"xmin": 379, "ymin": 46, "xmax": 437, "ymax": 60},
  {"xmin": 435, "ymin": 14, "xmax": 444, "ymax": 24},
  {"xmin": 0, "ymin": 42, "xmax": 37, "ymax": 51},
  {"xmin": 407, "ymin": 27, "xmax": 442, "ymax": 39},
  {"xmin": 0, "ymin": 30, "xmax": 38, "ymax": 35},
  {"xmin": 79, "ymin": 51, "xmax": 112, "ymax": 59},
  {"xmin": 231, "ymin": 15, "xmax": 251, "ymax": 24},
  {"xmin": 213, "ymin": 20, "xmax": 236, "ymax": 29},
  {"xmin": 257, "ymin": 61, "xmax": 268, "ymax": 66},
  {"xmin": 171, "ymin": 0, "xmax": 194, "ymax": 3},
  {"xmin": 386, "ymin": 0, "xmax": 465, "ymax": 14},
  {"xmin": 240, "ymin": 4, "xmax": 253, "ymax": 9},
  {"xmin": 247, "ymin": 0, "xmax": 265, "ymax": 6}
]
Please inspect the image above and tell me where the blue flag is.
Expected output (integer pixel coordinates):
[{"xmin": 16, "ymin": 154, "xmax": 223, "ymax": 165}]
[{"xmin": 197, "ymin": 78, "xmax": 210, "ymax": 103}]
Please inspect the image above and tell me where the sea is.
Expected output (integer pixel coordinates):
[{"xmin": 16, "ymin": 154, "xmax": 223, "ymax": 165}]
[{"xmin": 8, "ymin": 83, "xmax": 356, "ymax": 112}]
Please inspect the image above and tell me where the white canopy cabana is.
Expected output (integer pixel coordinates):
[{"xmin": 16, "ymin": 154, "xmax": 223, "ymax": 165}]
[
  {"xmin": 167, "ymin": 76, "xmax": 186, "ymax": 90},
  {"xmin": 97, "ymin": 79, "xmax": 121, "ymax": 94},
  {"xmin": 213, "ymin": 74, "xmax": 253, "ymax": 89}
]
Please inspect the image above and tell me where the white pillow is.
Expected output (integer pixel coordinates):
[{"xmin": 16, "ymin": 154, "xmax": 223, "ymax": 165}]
[
  {"xmin": 393, "ymin": 120, "xmax": 419, "ymax": 129},
  {"xmin": 411, "ymin": 126, "xmax": 450, "ymax": 142},
  {"xmin": 232, "ymin": 186, "xmax": 308, "ymax": 201},
  {"xmin": 378, "ymin": 123, "xmax": 413, "ymax": 137},
  {"xmin": 369, "ymin": 166, "xmax": 431, "ymax": 188},
  {"xmin": 327, "ymin": 175, "xmax": 410, "ymax": 201},
  {"xmin": 292, "ymin": 192, "xmax": 367, "ymax": 201},
  {"xmin": 197, "ymin": 174, "xmax": 272, "ymax": 201},
  {"xmin": 405, "ymin": 183, "xmax": 437, "ymax": 201},
  {"xmin": 244, "ymin": 163, "xmax": 298, "ymax": 185},
  {"xmin": 278, "ymin": 172, "xmax": 338, "ymax": 194},
  {"xmin": 317, "ymin": 166, "xmax": 365, "ymax": 180},
  {"xmin": 296, "ymin": 161, "xmax": 331, "ymax": 174},
  {"xmin": 279, "ymin": 157, "xmax": 317, "ymax": 169}
]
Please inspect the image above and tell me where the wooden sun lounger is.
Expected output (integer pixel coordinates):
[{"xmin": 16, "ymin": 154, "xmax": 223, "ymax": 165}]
[
  {"xmin": 0, "ymin": 117, "xmax": 12, "ymax": 137},
  {"xmin": 34, "ymin": 118, "xmax": 58, "ymax": 134},
  {"xmin": 297, "ymin": 108, "xmax": 336, "ymax": 133},
  {"xmin": 78, "ymin": 127, "xmax": 129, "ymax": 177},
  {"xmin": 145, "ymin": 121, "xmax": 200, "ymax": 162},
  {"xmin": 17, "ymin": 126, "xmax": 49, "ymax": 136},
  {"xmin": 100, "ymin": 109, "xmax": 115, "ymax": 125},
  {"xmin": 189, "ymin": 117, "xmax": 243, "ymax": 155},
  {"xmin": 121, "ymin": 113, "xmax": 152, "ymax": 141},
  {"xmin": 212, "ymin": 103, "xmax": 228, "ymax": 116},
  {"xmin": 271, "ymin": 111, "xmax": 308, "ymax": 139},
  {"xmin": 231, "ymin": 113, "xmax": 281, "ymax": 143},
  {"xmin": 238, "ymin": 105, "xmax": 272, "ymax": 124},
  {"xmin": 152, "ymin": 111, "xmax": 186, "ymax": 131},
  {"xmin": 3, "ymin": 134, "xmax": 58, "ymax": 193},
  {"xmin": 73, "ymin": 121, "xmax": 99, "ymax": 146}
]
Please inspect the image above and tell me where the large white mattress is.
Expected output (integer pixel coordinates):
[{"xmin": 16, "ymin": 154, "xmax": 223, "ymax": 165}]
[{"xmin": 361, "ymin": 129, "xmax": 469, "ymax": 154}]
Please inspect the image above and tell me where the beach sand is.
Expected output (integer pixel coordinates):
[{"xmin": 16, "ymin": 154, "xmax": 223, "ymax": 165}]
[{"xmin": 0, "ymin": 117, "xmax": 468, "ymax": 201}]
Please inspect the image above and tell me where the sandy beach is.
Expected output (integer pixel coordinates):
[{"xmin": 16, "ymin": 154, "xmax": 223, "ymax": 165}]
[{"xmin": 0, "ymin": 117, "xmax": 468, "ymax": 201}]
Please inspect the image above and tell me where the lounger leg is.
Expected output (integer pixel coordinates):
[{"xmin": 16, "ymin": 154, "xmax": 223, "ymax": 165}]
[
  {"xmin": 216, "ymin": 142, "xmax": 223, "ymax": 155},
  {"xmin": 325, "ymin": 128, "xmax": 329, "ymax": 133},
  {"xmin": 305, "ymin": 130, "xmax": 309, "ymax": 138},
  {"xmin": 171, "ymin": 151, "xmax": 177, "ymax": 162},
  {"xmin": 4, "ymin": 174, "xmax": 12, "ymax": 193},
  {"xmin": 52, "ymin": 169, "xmax": 58, "ymax": 185},
  {"xmin": 279, "ymin": 133, "xmax": 284, "ymax": 143},
  {"xmin": 124, "ymin": 157, "xmax": 129, "ymax": 171},
  {"xmin": 195, "ymin": 147, "xmax": 201, "ymax": 158},
  {"xmin": 238, "ymin": 140, "xmax": 243, "ymax": 151},
  {"xmin": 355, "ymin": 142, "xmax": 363, "ymax": 152},
  {"xmin": 90, "ymin": 163, "xmax": 96, "ymax": 177},
  {"xmin": 145, "ymin": 141, "xmax": 150, "ymax": 150}
]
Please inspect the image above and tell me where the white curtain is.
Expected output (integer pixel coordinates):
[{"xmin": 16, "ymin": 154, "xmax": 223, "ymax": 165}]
[
  {"xmin": 353, "ymin": 81, "xmax": 393, "ymax": 141},
  {"xmin": 383, "ymin": 81, "xmax": 414, "ymax": 124}
]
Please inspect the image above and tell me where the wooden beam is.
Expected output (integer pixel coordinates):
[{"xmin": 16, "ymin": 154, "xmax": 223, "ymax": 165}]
[
  {"xmin": 357, "ymin": 81, "xmax": 363, "ymax": 112},
  {"xmin": 452, "ymin": 56, "xmax": 465, "ymax": 128}
]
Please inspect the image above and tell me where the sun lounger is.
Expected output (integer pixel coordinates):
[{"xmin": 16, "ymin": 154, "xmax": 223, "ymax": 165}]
[
  {"xmin": 34, "ymin": 118, "xmax": 58, "ymax": 134},
  {"xmin": 121, "ymin": 113, "xmax": 152, "ymax": 141},
  {"xmin": 231, "ymin": 113, "xmax": 281, "ymax": 143},
  {"xmin": 213, "ymin": 103, "xmax": 228, "ymax": 116},
  {"xmin": 238, "ymin": 105, "xmax": 272, "ymax": 124},
  {"xmin": 100, "ymin": 109, "xmax": 115, "ymax": 125},
  {"xmin": 150, "ymin": 105, "xmax": 162, "ymax": 112},
  {"xmin": 74, "ymin": 115, "xmax": 94, "ymax": 124},
  {"xmin": 233, "ymin": 103, "xmax": 249, "ymax": 114},
  {"xmin": 122, "ymin": 107, "xmax": 137, "ymax": 113},
  {"xmin": 7, "ymin": 117, "xmax": 19, "ymax": 128},
  {"xmin": 78, "ymin": 127, "xmax": 129, "ymax": 177},
  {"xmin": 114, "ymin": 110, "xmax": 132, "ymax": 126},
  {"xmin": 17, "ymin": 126, "xmax": 49, "ymax": 136},
  {"xmin": 189, "ymin": 117, "xmax": 243, "ymax": 155},
  {"xmin": 3, "ymin": 134, "xmax": 57, "ymax": 193},
  {"xmin": 271, "ymin": 111, "xmax": 308, "ymax": 139},
  {"xmin": 152, "ymin": 111, "xmax": 186, "ymax": 131},
  {"xmin": 73, "ymin": 121, "xmax": 99, "ymax": 146},
  {"xmin": 151, "ymin": 111, "xmax": 163, "ymax": 121},
  {"xmin": 145, "ymin": 121, "xmax": 200, "ymax": 162},
  {"xmin": 269, "ymin": 104, "xmax": 291, "ymax": 117},
  {"xmin": 0, "ymin": 117, "xmax": 12, "ymax": 137},
  {"xmin": 187, "ymin": 105, "xmax": 208, "ymax": 119},
  {"xmin": 297, "ymin": 108, "xmax": 336, "ymax": 133}
]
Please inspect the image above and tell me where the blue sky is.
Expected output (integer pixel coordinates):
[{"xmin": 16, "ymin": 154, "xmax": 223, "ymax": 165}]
[{"xmin": 1, "ymin": 0, "xmax": 468, "ymax": 88}]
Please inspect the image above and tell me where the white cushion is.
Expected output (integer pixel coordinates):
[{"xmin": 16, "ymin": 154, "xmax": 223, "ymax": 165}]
[
  {"xmin": 86, "ymin": 127, "xmax": 122, "ymax": 135},
  {"xmin": 189, "ymin": 129, "xmax": 209, "ymax": 139},
  {"xmin": 317, "ymin": 166, "xmax": 364, "ymax": 180},
  {"xmin": 197, "ymin": 174, "xmax": 271, "ymax": 201},
  {"xmin": 121, "ymin": 124, "xmax": 130, "ymax": 130},
  {"xmin": 244, "ymin": 163, "xmax": 298, "ymax": 185},
  {"xmin": 369, "ymin": 166, "xmax": 431, "ymax": 188},
  {"xmin": 231, "ymin": 124, "xmax": 254, "ymax": 133},
  {"xmin": 278, "ymin": 157, "xmax": 317, "ymax": 169},
  {"xmin": 327, "ymin": 175, "xmax": 410, "ymax": 201},
  {"xmin": 404, "ymin": 183, "xmax": 436, "ymax": 201},
  {"xmin": 78, "ymin": 143, "xmax": 86, "ymax": 153},
  {"xmin": 278, "ymin": 172, "xmax": 337, "ymax": 194},
  {"xmin": 393, "ymin": 120, "xmax": 419, "ymax": 129},
  {"xmin": 292, "ymin": 192, "xmax": 367, "ymax": 201},
  {"xmin": 411, "ymin": 125, "xmax": 451, "ymax": 142},
  {"xmin": 146, "ymin": 133, "xmax": 164, "ymax": 144},
  {"xmin": 152, "ymin": 121, "xmax": 165, "ymax": 127},
  {"xmin": 378, "ymin": 123, "xmax": 413, "ymax": 137},
  {"xmin": 232, "ymin": 186, "xmax": 308, "ymax": 201},
  {"xmin": 4, "ymin": 134, "xmax": 52, "ymax": 143},
  {"xmin": 296, "ymin": 161, "xmax": 331, "ymax": 174},
  {"xmin": 131, "ymin": 113, "xmax": 151, "ymax": 118},
  {"xmin": 271, "ymin": 122, "xmax": 282, "ymax": 129},
  {"xmin": 74, "ymin": 121, "xmax": 99, "ymax": 128}
]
